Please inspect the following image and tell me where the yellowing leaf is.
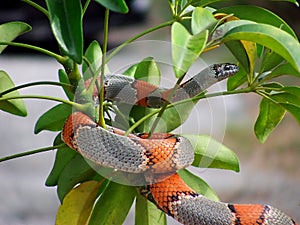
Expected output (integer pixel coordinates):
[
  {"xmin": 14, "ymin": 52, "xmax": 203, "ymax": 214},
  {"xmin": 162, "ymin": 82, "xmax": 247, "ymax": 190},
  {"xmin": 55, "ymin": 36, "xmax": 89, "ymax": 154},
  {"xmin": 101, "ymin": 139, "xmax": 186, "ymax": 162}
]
[
  {"xmin": 56, "ymin": 180, "xmax": 102, "ymax": 225},
  {"xmin": 240, "ymin": 40, "xmax": 256, "ymax": 77}
]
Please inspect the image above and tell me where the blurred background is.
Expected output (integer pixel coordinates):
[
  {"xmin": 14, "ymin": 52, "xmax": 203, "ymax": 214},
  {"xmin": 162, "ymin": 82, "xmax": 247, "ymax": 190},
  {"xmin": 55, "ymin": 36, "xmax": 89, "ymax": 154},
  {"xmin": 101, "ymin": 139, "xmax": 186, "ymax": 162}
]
[{"xmin": 0, "ymin": 0, "xmax": 299, "ymax": 224}]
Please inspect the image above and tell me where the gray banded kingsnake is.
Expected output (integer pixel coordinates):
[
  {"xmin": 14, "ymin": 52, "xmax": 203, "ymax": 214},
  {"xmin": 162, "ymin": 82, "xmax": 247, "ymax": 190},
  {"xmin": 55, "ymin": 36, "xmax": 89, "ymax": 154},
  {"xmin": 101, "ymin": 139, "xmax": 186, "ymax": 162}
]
[{"xmin": 62, "ymin": 63, "xmax": 298, "ymax": 225}]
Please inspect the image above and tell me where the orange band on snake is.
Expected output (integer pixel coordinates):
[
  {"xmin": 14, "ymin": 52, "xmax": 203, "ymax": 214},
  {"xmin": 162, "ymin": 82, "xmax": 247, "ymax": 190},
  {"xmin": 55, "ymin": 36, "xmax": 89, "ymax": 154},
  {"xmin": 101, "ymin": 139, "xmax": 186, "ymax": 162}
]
[{"xmin": 62, "ymin": 63, "xmax": 298, "ymax": 225}]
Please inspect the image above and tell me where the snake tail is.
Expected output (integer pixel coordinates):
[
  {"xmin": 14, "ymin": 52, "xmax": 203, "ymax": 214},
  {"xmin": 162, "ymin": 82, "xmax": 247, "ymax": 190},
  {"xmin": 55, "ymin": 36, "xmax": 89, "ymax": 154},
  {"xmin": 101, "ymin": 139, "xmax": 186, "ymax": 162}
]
[{"xmin": 150, "ymin": 173, "xmax": 298, "ymax": 225}]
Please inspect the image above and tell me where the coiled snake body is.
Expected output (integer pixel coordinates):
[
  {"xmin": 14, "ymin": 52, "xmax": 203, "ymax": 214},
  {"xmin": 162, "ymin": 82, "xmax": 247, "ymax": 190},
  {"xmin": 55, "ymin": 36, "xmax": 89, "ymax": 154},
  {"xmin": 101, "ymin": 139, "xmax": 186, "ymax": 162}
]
[{"xmin": 62, "ymin": 64, "xmax": 298, "ymax": 225}]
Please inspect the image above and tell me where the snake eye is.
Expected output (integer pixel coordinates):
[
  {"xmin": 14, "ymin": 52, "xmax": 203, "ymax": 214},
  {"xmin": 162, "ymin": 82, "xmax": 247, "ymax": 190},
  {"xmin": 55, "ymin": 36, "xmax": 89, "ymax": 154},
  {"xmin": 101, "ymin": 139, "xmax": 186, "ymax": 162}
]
[{"xmin": 224, "ymin": 63, "xmax": 237, "ymax": 71}]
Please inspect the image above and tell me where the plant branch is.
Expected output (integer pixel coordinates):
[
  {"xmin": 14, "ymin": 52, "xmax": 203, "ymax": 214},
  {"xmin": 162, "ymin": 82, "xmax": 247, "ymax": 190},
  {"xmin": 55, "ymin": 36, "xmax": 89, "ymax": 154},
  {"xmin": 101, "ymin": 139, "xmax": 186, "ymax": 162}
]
[
  {"xmin": 0, "ymin": 81, "xmax": 72, "ymax": 97},
  {"xmin": 109, "ymin": 104, "xmax": 132, "ymax": 126},
  {"xmin": 22, "ymin": 0, "xmax": 49, "ymax": 18},
  {"xmin": 125, "ymin": 86, "xmax": 256, "ymax": 136},
  {"xmin": 124, "ymin": 108, "xmax": 160, "ymax": 136},
  {"xmin": 83, "ymin": 0, "xmax": 92, "ymax": 15},
  {"xmin": 98, "ymin": 8, "xmax": 110, "ymax": 128},
  {"xmin": 106, "ymin": 20, "xmax": 174, "ymax": 63},
  {"xmin": 0, "ymin": 95, "xmax": 87, "ymax": 110},
  {"xmin": 0, "ymin": 41, "xmax": 66, "ymax": 64},
  {"xmin": 186, "ymin": 87, "xmax": 254, "ymax": 104},
  {"xmin": 255, "ymin": 90, "xmax": 279, "ymax": 105},
  {"xmin": 0, "ymin": 143, "xmax": 66, "ymax": 163}
]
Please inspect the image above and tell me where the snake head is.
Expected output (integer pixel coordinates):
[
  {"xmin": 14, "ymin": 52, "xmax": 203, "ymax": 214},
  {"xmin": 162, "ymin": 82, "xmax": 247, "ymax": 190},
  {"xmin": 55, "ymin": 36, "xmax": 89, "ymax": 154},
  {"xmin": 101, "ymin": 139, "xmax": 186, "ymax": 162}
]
[{"xmin": 212, "ymin": 63, "xmax": 239, "ymax": 81}]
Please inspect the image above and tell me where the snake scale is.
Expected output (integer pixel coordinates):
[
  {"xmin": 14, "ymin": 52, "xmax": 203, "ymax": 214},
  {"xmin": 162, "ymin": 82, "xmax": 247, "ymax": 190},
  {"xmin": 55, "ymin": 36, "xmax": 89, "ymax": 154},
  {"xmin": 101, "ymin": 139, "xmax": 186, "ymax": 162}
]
[{"xmin": 62, "ymin": 63, "xmax": 298, "ymax": 225}]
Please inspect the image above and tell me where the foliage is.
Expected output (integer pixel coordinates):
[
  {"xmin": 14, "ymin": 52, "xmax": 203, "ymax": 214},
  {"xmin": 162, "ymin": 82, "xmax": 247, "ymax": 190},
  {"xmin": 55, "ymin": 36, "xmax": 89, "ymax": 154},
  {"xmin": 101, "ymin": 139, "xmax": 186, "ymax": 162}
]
[{"xmin": 0, "ymin": 0, "xmax": 299, "ymax": 224}]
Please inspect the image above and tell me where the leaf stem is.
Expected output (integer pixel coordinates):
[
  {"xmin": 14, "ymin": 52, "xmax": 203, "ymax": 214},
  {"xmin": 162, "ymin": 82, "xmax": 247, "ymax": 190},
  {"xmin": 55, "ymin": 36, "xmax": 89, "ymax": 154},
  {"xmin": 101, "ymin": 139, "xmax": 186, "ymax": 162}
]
[
  {"xmin": 0, "ymin": 81, "xmax": 72, "ymax": 96},
  {"xmin": 255, "ymin": 90, "xmax": 279, "ymax": 105},
  {"xmin": 0, "ymin": 41, "xmax": 66, "ymax": 64},
  {"xmin": 0, "ymin": 143, "xmax": 65, "ymax": 163},
  {"xmin": 124, "ymin": 86, "xmax": 255, "ymax": 136},
  {"xmin": 106, "ymin": 20, "xmax": 174, "ymax": 63},
  {"xmin": 124, "ymin": 109, "xmax": 160, "ymax": 136},
  {"xmin": 82, "ymin": 0, "xmax": 91, "ymax": 15},
  {"xmin": 22, "ymin": 0, "xmax": 49, "ymax": 18},
  {"xmin": 188, "ymin": 86, "xmax": 254, "ymax": 103},
  {"xmin": 0, "ymin": 95, "xmax": 86, "ymax": 110},
  {"xmin": 109, "ymin": 104, "xmax": 132, "ymax": 127},
  {"xmin": 98, "ymin": 8, "xmax": 110, "ymax": 127}
]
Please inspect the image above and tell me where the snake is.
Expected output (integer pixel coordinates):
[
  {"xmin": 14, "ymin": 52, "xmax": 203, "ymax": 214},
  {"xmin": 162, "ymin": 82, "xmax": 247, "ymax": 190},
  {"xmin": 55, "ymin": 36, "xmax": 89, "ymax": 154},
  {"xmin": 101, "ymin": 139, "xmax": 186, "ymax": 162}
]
[{"xmin": 62, "ymin": 63, "xmax": 298, "ymax": 225}]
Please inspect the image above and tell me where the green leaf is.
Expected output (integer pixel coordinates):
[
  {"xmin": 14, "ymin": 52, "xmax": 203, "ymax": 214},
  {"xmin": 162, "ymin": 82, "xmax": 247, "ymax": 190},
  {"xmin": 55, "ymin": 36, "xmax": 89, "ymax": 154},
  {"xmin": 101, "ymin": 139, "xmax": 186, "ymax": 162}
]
[
  {"xmin": 254, "ymin": 98, "xmax": 286, "ymax": 143},
  {"xmin": 178, "ymin": 169, "xmax": 219, "ymax": 201},
  {"xmin": 82, "ymin": 40, "xmax": 109, "ymax": 80},
  {"xmin": 130, "ymin": 99, "xmax": 196, "ymax": 133},
  {"xmin": 123, "ymin": 64, "xmax": 138, "ymax": 77},
  {"xmin": 133, "ymin": 57, "xmax": 161, "ymax": 84},
  {"xmin": 183, "ymin": 134, "xmax": 240, "ymax": 172},
  {"xmin": 34, "ymin": 104, "xmax": 72, "ymax": 134},
  {"xmin": 46, "ymin": 0, "xmax": 83, "ymax": 63},
  {"xmin": 211, "ymin": 20, "xmax": 256, "ymax": 75},
  {"xmin": 88, "ymin": 182, "xmax": 136, "ymax": 225},
  {"xmin": 217, "ymin": 5, "xmax": 299, "ymax": 73},
  {"xmin": 222, "ymin": 23, "xmax": 300, "ymax": 72},
  {"xmin": 217, "ymin": 5, "xmax": 297, "ymax": 38},
  {"xmin": 191, "ymin": 7, "xmax": 217, "ymax": 35},
  {"xmin": 0, "ymin": 21, "xmax": 31, "ymax": 53},
  {"xmin": 151, "ymin": 101, "xmax": 196, "ymax": 133},
  {"xmin": 264, "ymin": 63, "xmax": 300, "ymax": 81},
  {"xmin": 261, "ymin": 82, "xmax": 283, "ymax": 91},
  {"xmin": 0, "ymin": 71, "xmax": 27, "ymax": 116},
  {"xmin": 227, "ymin": 66, "xmax": 247, "ymax": 91},
  {"xmin": 94, "ymin": 0, "xmax": 129, "ymax": 13},
  {"xmin": 57, "ymin": 154, "xmax": 96, "ymax": 202},
  {"xmin": 269, "ymin": 87, "xmax": 300, "ymax": 124},
  {"xmin": 191, "ymin": 0, "xmax": 230, "ymax": 7},
  {"xmin": 281, "ymin": 86, "xmax": 300, "ymax": 96},
  {"xmin": 261, "ymin": 51, "xmax": 284, "ymax": 72},
  {"xmin": 45, "ymin": 133, "xmax": 77, "ymax": 186},
  {"xmin": 123, "ymin": 57, "xmax": 161, "ymax": 81},
  {"xmin": 278, "ymin": 103, "xmax": 300, "ymax": 124},
  {"xmin": 56, "ymin": 180, "xmax": 102, "ymax": 225},
  {"xmin": 271, "ymin": 89, "xmax": 300, "ymax": 108},
  {"xmin": 58, "ymin": 69, "xmax": 74, "ymax": 100},
  {"xmin": 212, "ymin": 20, "xmax": 256, "ymax": 42},
  {"xmin": 212, "ymin": 20, "xmax": 257, "ymax": 75},
  {"xmin": 46, "ymin": 148, "xmax": 77, "ymax": 186},
  {"xmin": 172, "ymin": 22, "xmax": 208, "ymax": 78},
  {"xmin": 135, "ymin": 194, "xmax": 166, "ymax": 225}
]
